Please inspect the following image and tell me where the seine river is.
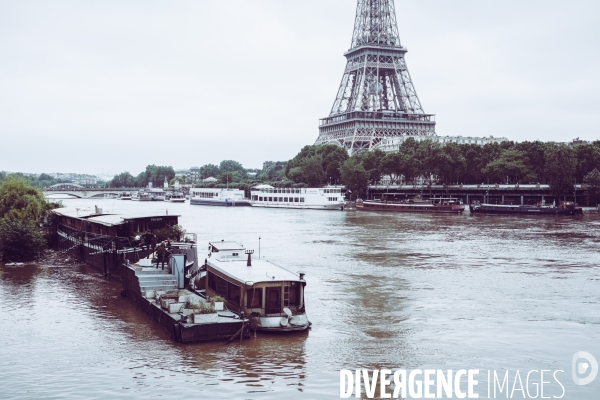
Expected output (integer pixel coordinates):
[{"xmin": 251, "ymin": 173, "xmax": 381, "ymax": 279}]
[{"xmin": 1, "ymin": 198, "xmax": 599, "ymax": 399}]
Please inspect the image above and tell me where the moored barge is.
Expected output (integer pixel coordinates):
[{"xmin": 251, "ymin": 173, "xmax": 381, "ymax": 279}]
[
  {"xmin": 469, "ymin": 201, "xmax": 583, "ymax": 215},
  {"xmin": 357, "ymin": 197, "xmax": 465, "ymax": 214}
]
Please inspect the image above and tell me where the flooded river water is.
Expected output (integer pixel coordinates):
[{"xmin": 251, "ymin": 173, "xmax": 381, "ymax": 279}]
[{"xmin": 1, "ymin": 199, "xmax": 599, "ymax": 399}]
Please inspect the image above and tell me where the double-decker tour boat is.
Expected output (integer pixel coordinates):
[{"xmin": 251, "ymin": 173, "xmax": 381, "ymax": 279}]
[{"xmin": 250, "ymin": 184, "xmax": 346, "ymax": 210}]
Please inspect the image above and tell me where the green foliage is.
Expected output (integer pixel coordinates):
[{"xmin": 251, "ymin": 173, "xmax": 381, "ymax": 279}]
[
  {"xmin": 0, "ymin": 218, "xmax": 47, "ymax": 262},
  {"xmin": 360, "ymin": 149, "xmax": 385, "ymax": 184},
  {"xmin": 220, "ymin": 171, "xmax": 245, "ymax": 184},
  {"xmin": 286, "ymin": 144, "xmax": 347, "ymax": 186},
  {"xmin": 199, "ymin": 164, "xmax": 220, "ymax": 179},
  {"xmin": 545, "ymin": 144, "xmax": 576, "ymax": 198},
  {"xmin": 258, "ymin": 161, "xmax": 287, "ymax": 181},
  {"xmin": 481, "ymin": 149, "xmax": 535, "ymax": 184},
  {"xmin": 0, "ymin": 177, "xmax": 53, "ymax": 262},
  {"xmin": 220, "ymin": 160, "xmax": 245, "ymax": 175},
  {"xmin": 137, "ymin": 165, "xmax": 175, "ymax": 188},
  {"xmin": 339, "ymin": 156, "xmax": 368, "ymax": 198},
  {"xmin": 109, "ymin": 172, "xmax": 137, "ymax": 187},
  {"xmin": 0, "ymin": 176, "xmax": 49, "ymax": 221},
  {"xmin": 151, "ymin": 224, "xmax": 185, "ymax": 243},
  {"xmin": 584, "ymin": 168, "xmax": 600, "ymax": 206}
]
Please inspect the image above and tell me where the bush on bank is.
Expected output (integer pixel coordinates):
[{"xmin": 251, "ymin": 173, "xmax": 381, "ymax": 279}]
[{"xmin": 0, "ymin": 177, "xmax": 55, "ymax": 262}]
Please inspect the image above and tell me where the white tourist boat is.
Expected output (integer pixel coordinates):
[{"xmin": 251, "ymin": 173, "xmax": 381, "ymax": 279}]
[
  {"xmin": 118, "ymin": 191, "xmax": 132, "ymax": 200},
  {"xmin": 165, "ymin": 191, "xmax": 186, "ymax": 203},
  {"xmin": 189, "ymin": 188, "xmax": 251, "ymax": 207},
  {"xmin": 131, "ymin": 191, "xmax": 152, "ymax": 201},
  {"xmin": 195, "ymin": 241, "xmax": 310, "ymax": 332},
  {"xmin": 250, "ymin": 184, "xmax": 346, "ymax": 210}
]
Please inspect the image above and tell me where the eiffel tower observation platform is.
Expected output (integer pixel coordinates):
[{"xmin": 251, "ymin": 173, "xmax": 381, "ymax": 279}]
[{"xmin": 315, "ymin": 0, "xmax": 436, "ymax": 154}]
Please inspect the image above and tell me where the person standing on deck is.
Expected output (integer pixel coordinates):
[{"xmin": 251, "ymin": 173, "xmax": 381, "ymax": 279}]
[
  {"xmin": 142, "ymin": 229, "xmax": 153, "ymax": 255},
  {"xmin": 150, "ymin": 235, "xmax": 158, "ymax": 257},
  {"xmin": 156, "ymin": 241, "xmax": 167, "ymax": 270}
]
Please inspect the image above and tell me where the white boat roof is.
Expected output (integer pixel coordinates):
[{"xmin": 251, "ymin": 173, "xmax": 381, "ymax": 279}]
[
  {"xmin": 52, "ymin": 207, "xmax": 180, "ymax": 224},
  {"xmin": 252, "ymin": 184, "xmax": 274, "ymax": 189},
  {"xmin": 207, "ymin": 241, "xmax": 302, "ymax": 284},
  {"xmin": 52, "ymin": 207, "xmax": 115, "ymax": 219}
]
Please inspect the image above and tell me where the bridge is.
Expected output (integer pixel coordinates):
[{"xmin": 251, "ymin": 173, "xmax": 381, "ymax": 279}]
[{"xmin": 43, "ymin": 184, "xmax": 141, "ymax": 199}]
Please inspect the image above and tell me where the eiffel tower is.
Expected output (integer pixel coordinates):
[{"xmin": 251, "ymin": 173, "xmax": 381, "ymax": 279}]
[{"xmin": 315, "ymin": 0, "xmax": 435, "ymax": 153}]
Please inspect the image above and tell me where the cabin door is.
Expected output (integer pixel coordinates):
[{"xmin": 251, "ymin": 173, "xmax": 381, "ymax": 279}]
[{"xmin": 265, "ymin": 288, "xmax": 281, "ymax": 314}]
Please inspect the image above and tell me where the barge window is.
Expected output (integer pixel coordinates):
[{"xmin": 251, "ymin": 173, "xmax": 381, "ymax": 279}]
[
  {"xmin": 228, "ymin": 283, "xmax": 240, "ymax": 306},
  {"xmin": 283, "ymin": 286, "xmax": 300, "ymax": 307},
  {"xmin": 269, "ymin": 197, "xmax": 273, "ymax": 201},
  {"xmin": 246, "ymin": 288, "xmax": 262, "ymax": 308},
  {"xmin": 208, "ymin": 272, "xmax": 216, "ymax": 291},
  {"xmin": 284, "ymin": 197, "xmax": 288, "ymax": 202},
  {"xmin": 294, "ymin": 197, "xmax": 299, "ymax": 202},
  {"xmin": 279, "ymin": 197, "xmax": 283, "ymax": 202},
  {"xmin": 300, "ymin": 197, "xmax": 305, "ymax": 202}
]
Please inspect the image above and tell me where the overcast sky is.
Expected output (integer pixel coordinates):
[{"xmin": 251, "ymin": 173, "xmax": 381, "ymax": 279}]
[{"xmin": 1, "ymin": 0, "xmax": 599, "ymax": 176}]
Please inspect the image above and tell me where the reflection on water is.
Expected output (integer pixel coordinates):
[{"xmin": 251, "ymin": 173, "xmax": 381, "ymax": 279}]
[{"xmin": 0, "ymin": 199, "xmax": 599, "ymax": 399}]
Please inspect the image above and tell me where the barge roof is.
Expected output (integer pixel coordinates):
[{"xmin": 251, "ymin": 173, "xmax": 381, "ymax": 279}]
[
  {"xmin": 52, "ymin": 207, "xmax": 181, "ymax": 225},
  {"xmin": 207, "ymin": 241, "xmax": 301, "ymax": 284},
  {"xmin": 208, "ymin": 257, "xmax": 301, "ymax": 284}
]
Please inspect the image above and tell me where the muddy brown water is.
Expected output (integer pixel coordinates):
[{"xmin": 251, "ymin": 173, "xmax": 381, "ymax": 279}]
[{"xmin": 1, "ymin": 198, "xmax": 599, "ymax": 399}]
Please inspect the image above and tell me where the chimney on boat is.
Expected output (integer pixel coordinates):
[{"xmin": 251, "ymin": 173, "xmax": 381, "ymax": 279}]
[
  {"xmin": 245, "ymin": 249, "xmax": 254, "ymax": 267},
  {"xmin": 299, "ymin": 272, "xmax": 305, "ymax": 281}
]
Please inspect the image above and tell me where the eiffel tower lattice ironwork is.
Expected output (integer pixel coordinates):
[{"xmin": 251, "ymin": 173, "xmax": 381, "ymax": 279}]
[{"xmin": 315, "ymin": 0, "xmax": 435, "ymax": 153}]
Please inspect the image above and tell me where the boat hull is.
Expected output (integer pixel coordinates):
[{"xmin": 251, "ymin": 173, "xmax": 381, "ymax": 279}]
[
  {"xmin": 250, "ymin": 313, "xmax": 310, "ymax": 332},
  {"xmin": 251, "ymin": 202, "xmax": 345, "ymax": 210},
  {"xmin": 470, "ymin": 204, "xmax": 583, "ymax": 215},
  {"xmin": 190, "ymin": 198, "xmax": 252, "ymax": 206},
  {"xmin": 357, "ymin": 202, "xmax": 464, "ymax": 213}
]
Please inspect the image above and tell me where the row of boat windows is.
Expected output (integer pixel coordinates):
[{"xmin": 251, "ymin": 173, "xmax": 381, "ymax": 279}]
[
  {"xmin": 207, "ymin": 272, "xmax": 300, "ymax": 308},
  {"xmin": 192, "ymin": 192, "xmax": 219, "ymax": 198},
  {"xmin": 255, "ymin": 189, "xmax": 303, "ymax": 194},
  {"xmin": 254, "ymin": 188, "xmax": 341, "ymax": 194},
  {"xmin": 252, "ymin": 196, "xmax": 305, "ymax": 202}
]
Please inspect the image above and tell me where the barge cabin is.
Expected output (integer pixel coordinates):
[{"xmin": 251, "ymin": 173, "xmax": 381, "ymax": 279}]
[
  {"xmin": 53, "ymin": 207, "xmax": 181, "ymax": 238},
  {"xmin": 196, "ymin": 240, "xmax": 310, "ymax": 332}
]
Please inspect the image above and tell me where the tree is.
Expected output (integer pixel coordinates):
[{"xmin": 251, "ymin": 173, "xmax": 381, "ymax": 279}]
[
  {"xmin": 437, "ymin": 143, "xmax": 467, "ymax": 184},
  {"xmin": 379, "ymin": 152, "xmax": 402, "ymax": 185},
  {"xmin": 360, "ymin": 149, "xmax": 385, "ymax": 184},
  {"xmin": 545, "ymin": 144, "xmax": 576, "ymax": 199},
  {"xmin": 584, "ymin": 168, "xmax": 600, "ymax": 206},
  {"xmin": 340, "ymin": 156, "xmax": 368, "ymax": 199},
  {"xmin": 0, "ymin": 176, "xmax": 49, "ymax": 221},
  {"xmin": 0, "ymin": 177, "xmax": 53, "ymax": 262},
  {"xmin": 38, "ymin": 173, "xmax": 53, "ymax": 181},
  {"xmin": 0, "ymin": 218, "xmax": 47, "ymax": 262},
  {"xmin": 320, "ymin": 145, "xmax": 349, "ymax": 184},
  {"xmin": 137, "ymin": 165, "xmax": 175, "ymax": 188},
  {"xmin": 110, "ymin": 172, "xmax": 136, "ymax": 188},
  {"xmin": 481, "ymin": 149, "xmax": 536, "ymax": 184},
  {"xmin": 575, "ymin": 143, "xmax": 600, "ymax": 183},
  {"xmin": 219, "ymin": 160, "xmax": 245, "ymax": 175},
  {"xmin": 259, "ymin": 161, "xmax": 287, "ymax": 181},
  {"xmin": 199, "ymin": 164, "xmax": 220, "ymax": 179}
]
